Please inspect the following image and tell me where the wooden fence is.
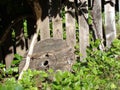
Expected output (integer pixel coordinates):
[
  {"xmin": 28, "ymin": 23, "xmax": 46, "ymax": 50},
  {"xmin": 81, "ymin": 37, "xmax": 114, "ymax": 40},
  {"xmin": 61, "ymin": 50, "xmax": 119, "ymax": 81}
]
[{"xmin": 0, "ymin": 0, "xmax": 119, "ymax": 68}]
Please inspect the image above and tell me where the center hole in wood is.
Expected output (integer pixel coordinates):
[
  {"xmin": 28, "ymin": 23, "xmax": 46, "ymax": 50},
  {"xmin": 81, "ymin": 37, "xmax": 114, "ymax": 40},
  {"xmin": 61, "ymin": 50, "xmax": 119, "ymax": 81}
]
[{"xmin": 44, "ymin": 60, "xmax": 49, "ymax": 66}]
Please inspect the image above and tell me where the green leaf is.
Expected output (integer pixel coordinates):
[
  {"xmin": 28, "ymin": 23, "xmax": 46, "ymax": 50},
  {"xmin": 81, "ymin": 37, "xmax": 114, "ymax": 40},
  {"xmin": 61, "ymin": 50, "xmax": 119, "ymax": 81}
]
[
  {"xmin": 92, "ymin": 68, "xmax": 98, "ymax": 75},
  {"xmin": 11, "ymin": 29, "xmax": 15, "ymax": 38},
  {"xmin": 0, "ymin": 63, "xmax": 5, "ymax": 68},
  {"xmin": 62, "ymin": 71, "xmax": 69, "ymax": 78},
  {"xmin": 48, "ymin": 68, "xmax": 54, "ymax": 74},
  {"xmin": 39, "ymin": 71, "xmax": 48, "ymax": 78},
  {"xmin": 94, "ymin": 39, "xmax": 101, "ymax": 47},
  {"xmin": 23, "ymin": 19, "xmax": 28, "ymax": 38},
  {"xmin": 110, "ymin": 83, "xmax": 117, "ymax": 89},
  {"xmin": 63, "ymin": 86, "xmax": 72, "ymax": 90},
  {"xmin": 14, "ymin": 54, "xmax": 22, "ymax": 61},
  {"xmin": 14, "ymin": 85, "xmax": 24, "ymax": 90}
]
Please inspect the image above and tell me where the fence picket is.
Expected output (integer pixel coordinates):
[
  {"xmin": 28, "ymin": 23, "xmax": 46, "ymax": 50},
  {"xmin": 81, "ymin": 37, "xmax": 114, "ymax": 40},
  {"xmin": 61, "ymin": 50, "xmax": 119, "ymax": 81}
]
[
  {"xmin": 118, "ymin": 0, "xmax": 120, "ymax": 23},
  {"xmin": 92, "ymin": 0, "xmax": 104, "ymax": 50},
  {"xmin": 40, "ymin": 1, "xmax": 50, "ymax": 40},
  {"xmin": 3, "ymin": 33, "xmax": 14, "ymax": 68},
  {"xmin": 0, "ymin": 47, "xmax": 3, "ymax": 63},
  {"xmin": 40, "ymin": 17, "xmax": 50, "ymax": 40},
  {"xmin": 65, "ymin": 0, "xmax": 76, "ymax": 48},
  {"xmin": 51, "ymin": 0, "xmax": 63, "ymax": 39},
  {"xmin": 105, "ymin": 0, "xmax": 116, "ymax": 47},
  {"xmin": 78, "ymin": 0, "xmax": 89, "ymax": 60}
]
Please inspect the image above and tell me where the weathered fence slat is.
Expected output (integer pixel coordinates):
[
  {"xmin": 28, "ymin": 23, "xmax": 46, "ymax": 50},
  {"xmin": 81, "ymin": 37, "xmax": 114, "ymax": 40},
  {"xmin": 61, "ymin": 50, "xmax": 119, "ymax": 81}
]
[
  {"xmin": 40, "ymin": 1, "xmax": 50, "ymax": 40},
  {"xmin": 0, "ymin": 47, "xmax": 3, "ymax": 63},
  {"xmin": 78, "ymin": 0, "xmax": 89, "ymax": 60},
  {"xmin": 52, "ymin": 15, "xmax": 63, "ymax": 39},
  {"xmin": 15, "ymin": 22, "xmax": 26, "ymax": 57},
  {"xmin": 65, "ymin": 0, "xmax": 76, "ymax": 48},
  {"xmin": 51, "ymin": 0, "xmax": 63, "ymax": 39},
  {"xmin": 16, "ymin": 34, "xmax": 26, "ymax": 56},
  {"xmin": 92, "ymin": 0, "xmax": 104, "ymax": 50},
  {"xmin": 40, "ymin": 17, "xmax": 50, "ymax": 40},
  {"xmin": 4, "ymin": 33, "xmax": 14, "ymax": 68},
  {"xmin": 105, "ymin": 0, "xmax": 116, "ymax": 47},
  {"xmin": 118, "ymin": 0, "xmax": 120, "ymax": 23}
]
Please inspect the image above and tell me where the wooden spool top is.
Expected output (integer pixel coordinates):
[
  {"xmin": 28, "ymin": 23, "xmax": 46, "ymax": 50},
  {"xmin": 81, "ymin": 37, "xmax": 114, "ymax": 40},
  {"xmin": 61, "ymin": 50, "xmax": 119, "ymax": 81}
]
[{"xmin": 19, "ymin": 39, "xmax": 75, "ymax": 72}]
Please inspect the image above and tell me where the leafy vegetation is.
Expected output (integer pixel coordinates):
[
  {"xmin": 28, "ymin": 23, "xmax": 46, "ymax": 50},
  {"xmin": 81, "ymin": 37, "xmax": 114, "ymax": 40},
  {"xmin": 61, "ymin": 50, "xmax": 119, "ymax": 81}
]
[
  {"xmin": 0, "ymin": 39, "xmax": 120, "ymax": 90},
  {"xmin": 0, "ymin": 54, "xmax": 22, "ymax": 82}
]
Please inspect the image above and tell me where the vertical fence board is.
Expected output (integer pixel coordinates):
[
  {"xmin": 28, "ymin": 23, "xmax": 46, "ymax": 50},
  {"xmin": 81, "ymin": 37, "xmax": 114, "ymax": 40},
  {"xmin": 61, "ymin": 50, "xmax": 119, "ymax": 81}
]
[
  {"xmin": 105, "ymin": 0, "xmax": 116, "ymax": 47},
  {"xmin": 51, "ymin": 0, "xmax": 63, "ymax": 39},
  {"xmin": 40, "ymin": 0, "xmax": 50, "ymax": 40},
  {"xmin": 4, "ymin": 33, "xmax": 14, "ymax": 68},
  {"xmin": 78, "ymin": 0, "xmax": 89, "ymax": 60},
  {"xmin": 0, "ymin": 47, "xmax": 3, "ymax": 62},
  {"xmin": 15, "ymin": 29, "xmax": 26, "ymax": 57},
  {"xmin": 40, "ymin": 17, "xmax": 50, "ymax": 40},
  {"xmin": 92, "ymin": 0, "xmax": 104, "ymax": 50},
  {"xmin": 52, "ymin": 15, "xmax": 63, "ymax": 39},
  {"xmin": 118, "ymin": 0, "xmax": 120, "ymax": 23},
  {"xmin": 65, "ymin": 0, "xmax": 76, "ymax": 48}
]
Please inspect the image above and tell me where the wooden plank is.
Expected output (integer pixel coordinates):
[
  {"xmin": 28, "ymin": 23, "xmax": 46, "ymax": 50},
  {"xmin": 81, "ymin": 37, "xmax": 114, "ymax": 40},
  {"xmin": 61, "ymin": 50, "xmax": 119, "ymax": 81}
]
[
  {"xmin": 78, "ymin": 0, "xmax": 89, "ymax": 60},
  {"xmin": 118, "ymin": 0, "xmax": 120, "ymax": 23},
  {"xmin": 10, "ymin": 20, "xmax": 27, "ymax": 57},
  {"xmin": 39, "ymin": 0, "xmax": 50, "ymax": 40},
  {"xmin": 92, "ymin": 0, "xmax": 104, "ymax": 50},
  {"xmin": 51, "ymin": 0, "xmax": 63, "ymax": 39},
  {"xmin": 52, "ymin": 15, "xmax": 63, "ymax": 39},
  {"xmin": 0, "ymin": 46, "xmax": 3, "ymax": 63},
  {"xmin": 3, "ymin": 32, "xmax": 14, "ymax": 68},
  {"xmin": 65, "ymin": 0, "xmax": 76, "ymax": 48},
  {"xmin": 40, "ymin": 17, "xmax": 50, "ymax": 40},
  {"xmin": 105, "ymin": 0, "xmax": 116, "ymax": 48},
  {"xmin": 15, "ymin": 29, "xmax": 26, "ymax": 57}
]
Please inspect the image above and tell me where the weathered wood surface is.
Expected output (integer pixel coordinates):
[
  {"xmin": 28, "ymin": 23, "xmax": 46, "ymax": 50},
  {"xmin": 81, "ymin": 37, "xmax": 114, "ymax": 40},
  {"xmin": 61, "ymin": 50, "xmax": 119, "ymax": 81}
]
[
  {"xmin": 39, "ymin": 0, "xmax": 50, "ymax": 40},
  {"xmin": 92, "ymin": 0, "xmax": 104, "ymax": 50},
  {"xmin": 78, "ymin": 0, "xmax": 89, "ymax": 60},
  {"xmin": 15, "ymin": 24, "xmax": 26, "ymax": 57},
  {"xmin": 52, "ymin": 15, "xmax": 63, "ymax": 39},
  {"xmin": 19, "ymin": 39, "xmax": 75, "ymax": 72},
  {"xmin": 51, "ymin": 0, "xmax": 63, "ymax": 39},
  {"xmin": 118, "ymin": 0, "xmax": 120, "ymax": 23},
  {"xmin": 3, "ymin": 32, "xmax": 14, "ymax": 68},
  {"xmin": 0, "ymin": 47, "xmax": 3, "ymax": 63},
  {"xmin": 65, "ymin": 0, "xmax": 76, "ymax": 48},
  {"xmin": 105, "ymin": 0, "xmax": 116, "ymax": 47}
]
